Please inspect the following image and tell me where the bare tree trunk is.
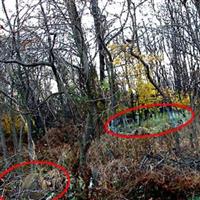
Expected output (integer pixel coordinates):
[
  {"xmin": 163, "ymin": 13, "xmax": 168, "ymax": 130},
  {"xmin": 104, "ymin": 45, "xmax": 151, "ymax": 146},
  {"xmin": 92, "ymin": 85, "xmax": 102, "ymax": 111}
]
[
  {"xmin": 18, "ymin": 119, "xmax": 24, "ymax": 157},
  {"xmin": 90, "ymin": 0, "xmax": 106, "ymax": 82},
  {"xmin": 9, "ymin": 87, "xmax": 18, "ymax": 156},
  {"xmin": 0, "ymin": 115, "xmax": 8, "ymax": 163},
  {"xmin": 194, "ymin": 0, "xmax": 200, "ymax": 18},
  {"xmin": 65, "ymin": 0, "xmax": 97, "ymax": 168},
  {"xmin": 25, "ymin": 115, "xmax": 36, "ymax": 160},
  {"xmin": 9, "ymin": 110, "xmax": 18, "ymax": 155}
]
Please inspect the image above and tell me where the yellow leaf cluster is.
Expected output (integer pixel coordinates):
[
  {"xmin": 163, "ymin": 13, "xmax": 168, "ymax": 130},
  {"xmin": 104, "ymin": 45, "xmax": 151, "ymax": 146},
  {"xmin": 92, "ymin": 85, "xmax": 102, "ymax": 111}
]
[
  {"xmin": 113, "ymin": 57, "xmax": 122, "ymax": 65},
  {"xmin": 135, "ymin": 62, "xmax": 143, "ymax": 69},
  {"xmin": 108, "ymin": 43, "xmax": 119, "ymax": 51},
  {"xmin": 181, "ymin": 95, "xmax": 190, "ymax": 105},
  {"xmin": 1, "ymin": 113, "xmax": 27, "ymax": 135},
  {"xmin": 136, "ymin": 81, "xmax": 159, "ymax": 104},
  {"xmin": 173, "ymin": 94, "xmax": 190, "ymax": 106},
  {"xmin": 145, "ymin": 54, "xmax": 164, "ymax": 63},
  {"xmin": 145, "ymin": 55, "xmax": 156, "ymax": 63},
  {"xmin": 2, "ymin": 114, "xmax": 12, "ymax": 135}
]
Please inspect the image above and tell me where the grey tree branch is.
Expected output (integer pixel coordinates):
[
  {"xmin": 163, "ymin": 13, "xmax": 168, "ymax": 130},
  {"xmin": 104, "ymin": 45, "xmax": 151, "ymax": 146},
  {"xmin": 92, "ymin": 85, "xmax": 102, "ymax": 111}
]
[{"xmin": 0, "ymin": 59, "xmax": 52, "ymax": 67}]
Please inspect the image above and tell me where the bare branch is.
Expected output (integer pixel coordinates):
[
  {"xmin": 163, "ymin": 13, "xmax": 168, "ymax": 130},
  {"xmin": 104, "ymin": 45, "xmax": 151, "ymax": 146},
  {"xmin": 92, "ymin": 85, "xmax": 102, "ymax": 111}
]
[{"xmin": 0, "ymin": 59, "xmax": 52, "ymax": 67}]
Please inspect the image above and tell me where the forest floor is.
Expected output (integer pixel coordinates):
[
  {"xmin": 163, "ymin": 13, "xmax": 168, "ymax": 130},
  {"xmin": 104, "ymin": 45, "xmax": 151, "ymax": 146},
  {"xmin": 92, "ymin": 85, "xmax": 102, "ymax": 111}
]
[{"xmin": 0, "ymin": 116, "xmax": 200, "ymax": 199}]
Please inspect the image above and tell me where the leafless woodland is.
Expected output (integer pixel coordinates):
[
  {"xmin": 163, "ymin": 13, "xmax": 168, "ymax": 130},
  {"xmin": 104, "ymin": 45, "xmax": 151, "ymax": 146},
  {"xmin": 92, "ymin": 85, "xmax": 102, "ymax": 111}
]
[{"xmin": 0, "ymin": 0, "xmax": 200, "ymax": 199}]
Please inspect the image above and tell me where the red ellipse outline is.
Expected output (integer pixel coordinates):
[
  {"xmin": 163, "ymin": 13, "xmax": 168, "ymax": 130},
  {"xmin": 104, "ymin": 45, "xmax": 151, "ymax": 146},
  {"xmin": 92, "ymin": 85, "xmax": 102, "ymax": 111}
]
[
  {"xmin": 0, "ymin": 160, "xmax": 70, "ymax": 200},
  {"xmin": 103, "ymin": 103, "xmax": 195, "ymax": 139}
]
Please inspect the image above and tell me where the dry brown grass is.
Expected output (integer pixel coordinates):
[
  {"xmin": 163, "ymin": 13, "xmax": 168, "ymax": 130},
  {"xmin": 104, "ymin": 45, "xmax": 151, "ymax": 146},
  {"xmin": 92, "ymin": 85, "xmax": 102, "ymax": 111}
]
[
  {"xmin": 1, "ymin": 116, "xmax": 200, "ymax": 199},
  {"xmin": 87, "ymin": 127, "xmax": 200, "ymax": 199}
]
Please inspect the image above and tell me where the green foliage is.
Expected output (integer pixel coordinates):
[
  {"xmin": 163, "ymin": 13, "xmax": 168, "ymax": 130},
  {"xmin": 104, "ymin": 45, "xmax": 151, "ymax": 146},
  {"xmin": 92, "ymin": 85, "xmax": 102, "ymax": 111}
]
[
  {"xmin": 188, "ymin": 195, "xmax": 200, "ymax": 200},
  {"xmin": 101, "ymin": 79, "xmax": 109, "ymax": 92},
  {"xmin": 112, "ymin": 109, "xmax": 191, "ymax": 135}
]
